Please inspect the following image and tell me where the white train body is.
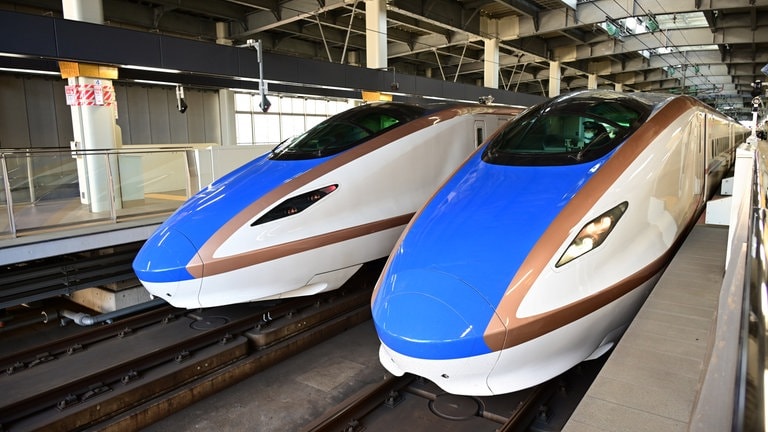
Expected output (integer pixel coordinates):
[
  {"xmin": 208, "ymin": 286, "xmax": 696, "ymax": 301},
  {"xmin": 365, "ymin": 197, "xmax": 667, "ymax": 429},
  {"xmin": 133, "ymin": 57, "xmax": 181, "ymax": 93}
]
[
  {"xmin": 371, "ymin": 91, "xmax": 749, "ymax": 395},
  {"xmin": 134, "ymin": 102, "xmax": 521, "ymax": 308}
]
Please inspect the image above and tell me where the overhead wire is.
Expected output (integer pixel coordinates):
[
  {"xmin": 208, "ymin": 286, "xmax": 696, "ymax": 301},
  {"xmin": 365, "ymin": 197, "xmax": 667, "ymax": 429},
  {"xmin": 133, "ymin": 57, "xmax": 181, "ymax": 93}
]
[
  {"xmin": 239, "ymin": 0, "xmax": 736, "ymax": 104},
  {"xmin": 643, "ymin": 0, "xmax": 755, "ymax": 112},
  {"xmin": 239, "ymin": 0, "xmax": 537, "ymax": 83},
  {"xmin": 641, "ymin": 0, "xmax": 724, "ymax": 93},
  {"xmin": 600, "ymin": 0, "xmax": 722, "ymax": 97}
]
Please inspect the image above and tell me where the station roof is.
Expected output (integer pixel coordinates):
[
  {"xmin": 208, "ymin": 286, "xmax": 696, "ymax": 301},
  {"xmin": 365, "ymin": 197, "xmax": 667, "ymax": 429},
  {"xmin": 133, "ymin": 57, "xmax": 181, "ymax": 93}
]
[{"xmin": 2, "ymin": 0, "xmax": 766, "ymax": 119}]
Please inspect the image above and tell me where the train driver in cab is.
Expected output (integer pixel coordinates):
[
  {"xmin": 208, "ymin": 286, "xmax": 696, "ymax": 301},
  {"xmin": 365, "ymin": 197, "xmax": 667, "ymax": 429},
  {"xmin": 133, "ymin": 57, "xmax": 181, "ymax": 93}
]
[{"xmin": 582, "ymin": 120, "xmax": 605, "ymax": 145}]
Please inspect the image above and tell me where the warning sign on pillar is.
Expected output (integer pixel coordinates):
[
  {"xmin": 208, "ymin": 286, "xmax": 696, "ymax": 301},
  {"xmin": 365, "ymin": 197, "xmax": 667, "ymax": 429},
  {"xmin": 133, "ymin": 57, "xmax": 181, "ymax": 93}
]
[
  {"xmin": 65, "ymin": 83, "xmax": 115, "ymax": 107},
  {"xmin": 65, "ymin": 85, "xmax": 77, "ymax": 105},
  {"xmin": 94, "ymin": 80, "xmax": 104, "ymax": 105}
]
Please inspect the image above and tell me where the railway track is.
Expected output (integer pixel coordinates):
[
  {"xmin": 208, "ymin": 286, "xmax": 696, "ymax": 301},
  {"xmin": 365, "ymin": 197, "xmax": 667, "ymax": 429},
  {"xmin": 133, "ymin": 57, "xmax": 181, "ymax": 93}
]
[
  {"xmin": 0, "ymin": 261, "xmax": 383, "ymax": 432},
  {"xmin": 301, "ymin": 356, "xmax": 607, "ymax": 432},
  {"xmin": 0, "ymin": 254, "xmax": 606, "ymax": 431},
  {"xmin": 0, "ymin": 242, "xmax": 143, "ymax": 309}
]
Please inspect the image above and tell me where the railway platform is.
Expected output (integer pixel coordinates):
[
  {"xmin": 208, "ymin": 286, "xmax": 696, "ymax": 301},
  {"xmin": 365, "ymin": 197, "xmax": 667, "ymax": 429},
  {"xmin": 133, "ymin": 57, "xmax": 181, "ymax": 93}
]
[
  {"xmin": 564, "ymin": 139, "xmax": 766, "ymax": 431},
  {"xmin": 563, "ymin": 224, "xmax": 730, "ymax": 432}
]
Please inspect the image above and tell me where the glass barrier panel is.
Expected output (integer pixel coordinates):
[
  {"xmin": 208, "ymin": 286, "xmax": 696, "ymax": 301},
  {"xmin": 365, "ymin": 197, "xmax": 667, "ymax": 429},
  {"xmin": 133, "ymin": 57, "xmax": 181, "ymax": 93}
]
[
  {"xmin": 5, "ymin": 152, "xmax": 32, "ymax": 204},
  {"xmin": 11, "ymin": 151, "xmax": 112, "ymax": 232},
  {"xmin": 0, "ymin": 157, "xmax": 12, "ymax": 238},
  {"xmin": 31, "ymin": 151, "xmax": 80, "ymax": 203},
  {"xmin": 114, "ymin": 150, "xmax": 189, "ymax": 219},
  {"xmin": 0, "ymin": 148, "xmax": 194, "ymax": 237}
]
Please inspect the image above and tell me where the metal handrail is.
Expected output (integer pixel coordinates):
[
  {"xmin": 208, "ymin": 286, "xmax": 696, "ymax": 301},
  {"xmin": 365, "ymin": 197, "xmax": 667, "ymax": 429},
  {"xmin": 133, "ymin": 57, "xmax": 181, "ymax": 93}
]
[
  {"xmin": 104, "ymin": 151, "xmax": 118, "ymax": 222},
  {"xmin": 733, "ymin": 146, "xmax": 768, "ymax": 431},
  {"xmin": 1, "ymin": 154, "xmax": 16, "ymax": 237},
  {"xmin": 0, "ymin": 146, "xmax": 197, "ymax": 155}
]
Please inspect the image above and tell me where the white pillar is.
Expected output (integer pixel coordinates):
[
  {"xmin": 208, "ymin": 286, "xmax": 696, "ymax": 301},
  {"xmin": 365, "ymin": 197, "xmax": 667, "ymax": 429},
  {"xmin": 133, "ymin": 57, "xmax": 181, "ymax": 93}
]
[
  {"xmin": 63, "ymin": 0, "xmax": 120, "ymax": 213},
  {"xmin": 615, "ymin": 83, "xmax": 624, "ymax": 92},
  {"xmin": 216, "ymin": 23, "xmax": 235, "ymax": 147},
  {"xmin": 549, "ymin": 61, "xmax": 561, "ymax": 97},
  {"xmin": 365, "ymin": 0, "xmax": 387, "ymax": 69},
  {"xmin": 62, "ymin": 0, "xmax": 103, "ymax": 23},
  {"xmin": 484, "ymin": 38, "xmax": 499, "ymax": 89},
  {"xmin": 216, "ymin": 22, "xmax": 233, "ymax": 46},
  {"xmin": 68, "ymin": 75, "xmax": 121, "ymax": 213},
  {"xmin": 219, "ymin": 89, "xmax": 236, "ymax": 146},
  {"xmin": 588, "ymin": 73, "xmax": 598, "ymax": 89}
]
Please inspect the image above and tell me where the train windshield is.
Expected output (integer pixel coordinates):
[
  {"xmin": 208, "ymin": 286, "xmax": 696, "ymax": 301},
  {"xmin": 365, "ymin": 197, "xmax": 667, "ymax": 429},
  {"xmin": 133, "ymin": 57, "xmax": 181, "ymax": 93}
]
[
  {"xmin": 482, "ymin": 93, "xmax": 652, "ymax": 166},
  {"xmin": 270, "ymin": 103, "xmax": 427, "ymax": 160}
]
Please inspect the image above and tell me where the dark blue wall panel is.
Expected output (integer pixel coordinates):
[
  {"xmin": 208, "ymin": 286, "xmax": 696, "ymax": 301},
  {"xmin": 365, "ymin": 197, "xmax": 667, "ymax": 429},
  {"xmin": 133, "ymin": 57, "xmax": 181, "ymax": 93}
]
[
  {"xmin": 55, "ymin": 19, "xmax": 163, "ymax": 67},
  {"xmin": 0, "ymin": 10, "xmax": 545, "ymax": 108},
  {"xmin": 0, "ymin": 11, "xmax": 58, "ymax": 58},
  {"xmin": 162, "ymin": 38, "xmax": 239, "ymax": 76}
]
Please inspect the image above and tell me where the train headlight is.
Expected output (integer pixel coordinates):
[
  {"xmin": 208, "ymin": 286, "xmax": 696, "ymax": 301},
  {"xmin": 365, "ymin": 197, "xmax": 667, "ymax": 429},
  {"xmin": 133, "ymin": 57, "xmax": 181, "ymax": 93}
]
[
  {"xmin": 556, "ymin": 201, "xmax": 628, "ymax": 267},
  {"xmin": 251, "ymin": 184, "xmax": 338, "ymax": 226}
]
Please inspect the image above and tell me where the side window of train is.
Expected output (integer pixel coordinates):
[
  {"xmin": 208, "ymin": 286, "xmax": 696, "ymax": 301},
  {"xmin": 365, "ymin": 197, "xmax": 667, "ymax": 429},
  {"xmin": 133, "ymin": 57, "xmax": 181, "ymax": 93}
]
[
  {"xmin": 357, "ymin": 113, "xmax": 401, "ymax": 134},
  {"xmin": 579, "ymin": 119, "xmax": 618, "ymax": 148},
  {"xmin": 323, "ymin": 123, "xmax": 370, "ymax": 150},
  {"xmin": 271, "ymin": 105, "xmax": 427, "ymax": 160},
  {"xmin": 483, "ymin": 95, "xmax": 650, "ymax": 166},
  {"xmin": 475, "ymin": 120, "xmax": 486, "ymax": 147}
]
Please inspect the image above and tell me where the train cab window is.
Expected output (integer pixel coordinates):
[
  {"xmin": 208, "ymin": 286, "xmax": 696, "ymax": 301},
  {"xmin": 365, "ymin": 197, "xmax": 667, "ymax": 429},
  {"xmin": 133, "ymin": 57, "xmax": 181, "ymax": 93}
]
[
  {"xmin": 482, "ymin": 93, "xmax": 652, "ymax": 166},
  {"xmin": 271, "ymin": 103, "xmax": 426, "ymax": 160}
]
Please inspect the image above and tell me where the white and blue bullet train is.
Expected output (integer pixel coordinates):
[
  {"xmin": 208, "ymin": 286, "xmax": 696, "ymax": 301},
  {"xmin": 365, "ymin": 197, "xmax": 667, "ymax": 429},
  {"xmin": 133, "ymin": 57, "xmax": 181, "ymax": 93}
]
[
  {"xmin": 371, "ymin": 90, "xmax": 750, "ymax": 396},
  {"xmin": 132, "ymin": 102, "xmax": 522, "ymax": 308}
]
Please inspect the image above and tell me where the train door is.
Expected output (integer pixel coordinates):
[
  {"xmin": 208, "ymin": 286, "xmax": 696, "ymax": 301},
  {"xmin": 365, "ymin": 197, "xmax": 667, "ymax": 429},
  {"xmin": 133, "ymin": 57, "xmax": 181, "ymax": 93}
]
[
  {"xmin": 474, "ymin": 120, "xmax": 487, "ymax": 147},
  {"xmin": 696, "ymin": 112, "xmax": 707, "ymax": 200}
]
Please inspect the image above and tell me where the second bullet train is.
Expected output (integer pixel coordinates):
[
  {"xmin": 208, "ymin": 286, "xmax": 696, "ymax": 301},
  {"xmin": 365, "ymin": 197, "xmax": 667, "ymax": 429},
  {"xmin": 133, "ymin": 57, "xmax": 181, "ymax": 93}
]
[
  {"xmin": 371, "ymin": 90, "xmax": 749, "ymax": 396},
  {"xmin": 133, "ymin": 101, "xmax": 522, "ymax": 308}
]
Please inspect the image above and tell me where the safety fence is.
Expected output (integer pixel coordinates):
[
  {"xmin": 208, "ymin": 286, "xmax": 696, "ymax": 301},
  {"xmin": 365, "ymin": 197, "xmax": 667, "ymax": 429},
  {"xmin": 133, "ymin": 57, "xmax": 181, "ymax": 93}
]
[{"xmin": 0, "ymin": 147, "xmax": 189, "ymax": 238}]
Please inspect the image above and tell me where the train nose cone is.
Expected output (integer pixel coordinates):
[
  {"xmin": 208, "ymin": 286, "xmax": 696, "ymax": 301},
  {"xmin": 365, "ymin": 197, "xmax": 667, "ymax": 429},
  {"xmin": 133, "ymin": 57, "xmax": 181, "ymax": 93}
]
[
  {"xmin": 373, "ymin": 269, "xmax": 500, "ymax": 360},
  {"xmin": 132, "ymin": 227, "xmax": 202, "ymax": 303}
]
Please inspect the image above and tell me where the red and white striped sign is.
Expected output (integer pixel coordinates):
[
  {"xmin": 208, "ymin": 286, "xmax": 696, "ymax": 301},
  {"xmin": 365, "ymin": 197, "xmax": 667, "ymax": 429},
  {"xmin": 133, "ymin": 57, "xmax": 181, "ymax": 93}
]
[{"xmin": 64, "ymin": 83, "xmax": 115, "ymax": 107}]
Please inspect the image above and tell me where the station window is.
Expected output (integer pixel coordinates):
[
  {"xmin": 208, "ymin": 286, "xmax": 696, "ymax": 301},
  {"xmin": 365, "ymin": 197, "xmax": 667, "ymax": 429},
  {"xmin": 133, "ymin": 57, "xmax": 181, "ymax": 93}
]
[{"xmin": 234, "ymin": 93, "xmax": 356, "ymax": 146}]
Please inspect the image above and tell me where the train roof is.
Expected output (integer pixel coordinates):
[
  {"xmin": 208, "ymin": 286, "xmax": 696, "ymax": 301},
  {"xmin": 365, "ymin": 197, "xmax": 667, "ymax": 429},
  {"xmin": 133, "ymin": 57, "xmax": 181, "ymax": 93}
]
[
  {"xmin": 270, "ymin": 100, "xmax": 521, "ymax": 160},
  {"xmin": 551, "ymin": 89, "xmax": 673, "ymax": 109},
  {"xmin": 553, "ymin": 90, "xmax": 738, "ymax": 121}
]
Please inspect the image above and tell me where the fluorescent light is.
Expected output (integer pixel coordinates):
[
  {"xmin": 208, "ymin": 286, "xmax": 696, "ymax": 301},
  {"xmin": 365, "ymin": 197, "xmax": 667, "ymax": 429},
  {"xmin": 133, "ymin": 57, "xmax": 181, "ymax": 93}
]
[
  {"xmin": 0, "ymin": 52, "xmax": 29, "ymax": 58},
  {"xmin": 0, "ymin": 67, "xmax": 60, "ymax": 76},
  {"xmin": 121, "ymin": 65, "xmax": 181, "ymax": 74},
  {"xmin": 131, "ymin": 79, "xmax": 178, "ymax": 86}
]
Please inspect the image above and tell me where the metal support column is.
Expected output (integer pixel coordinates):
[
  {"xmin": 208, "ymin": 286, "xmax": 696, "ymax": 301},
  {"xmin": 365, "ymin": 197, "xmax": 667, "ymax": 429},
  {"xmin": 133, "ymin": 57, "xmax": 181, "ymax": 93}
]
[
  {"xmin": 484, "ymin": 38, "xmax": 500, "ymax": 88},
  {"xmin": 62, "ymin": 0, "xmax": 121, "ymax": 214},
  {"xmin": 588, "ymin": 73, "xmax": 598, "ymax": 89},
  {"xmin": 365, "ymin": 0, "xmax": 387, "ymax": 69},
  {"xmin": 549, "ymin": 61, "xmax": 561, "ymax": 97}
]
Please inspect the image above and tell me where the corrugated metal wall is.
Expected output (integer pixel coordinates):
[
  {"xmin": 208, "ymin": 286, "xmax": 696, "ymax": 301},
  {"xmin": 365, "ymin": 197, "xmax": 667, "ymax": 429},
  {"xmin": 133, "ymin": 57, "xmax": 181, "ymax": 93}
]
[
  {"xmin": 0, "ymin": 75, "xmax": 71, "ymax": 148},
  {"xmin": 116, "ymin": 84, "xmax": 220, "ymax": 145},
  {"xmin": 0, "ymin": 74, "xmax": 222, "ymax": 149}
]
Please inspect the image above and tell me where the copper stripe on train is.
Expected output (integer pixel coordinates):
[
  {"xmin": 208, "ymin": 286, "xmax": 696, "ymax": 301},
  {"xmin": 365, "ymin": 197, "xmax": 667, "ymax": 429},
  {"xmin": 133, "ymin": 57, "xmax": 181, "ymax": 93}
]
[
  {"xmin": 187, "ymin": 104, "xmax": 522, "ymax": 279},
  {"xmin": 483, "ymin": 96, "xmax": 701, "ymax": 352}
]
